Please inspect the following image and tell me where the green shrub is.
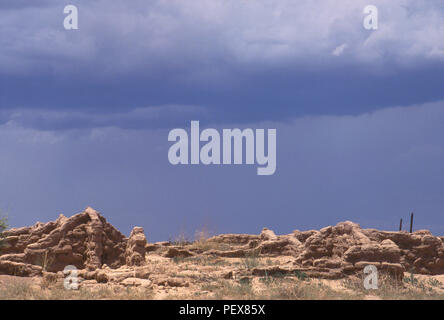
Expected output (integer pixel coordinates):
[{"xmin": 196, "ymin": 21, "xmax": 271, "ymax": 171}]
[{"xmin": 0, "ymin": 215, "xmax": 8, "ymax": 250}]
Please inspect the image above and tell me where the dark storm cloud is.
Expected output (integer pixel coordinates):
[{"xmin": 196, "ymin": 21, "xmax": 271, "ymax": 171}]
[
  {"xmin": 1, "ymin": 0, "xmax": 444, "ymax": 129},
  {"xmin": 0, "ymin": 0, "xmax": 55, "ymax": 10},
  {"xmin": 3, "ymin": 105, "xmax": 209, "ymax": 130},
  {"xmin": 1, "ymin": 62, "xmax": 444, "ymax": 130}
]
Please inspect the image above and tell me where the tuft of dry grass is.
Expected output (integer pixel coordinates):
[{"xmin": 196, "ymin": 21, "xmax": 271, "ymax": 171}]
[
  {"xmin": 171, "ymin": 227, "xmax": 233, "ymax": 252},
  {"xmin": 170, "ymin": 231, "xmax": 192, "ymax": 247},
  {"xmin": 242, "ymin": 251, "xmax": 261, "ymax": 270},
  {"xmin": 342, "ymin": 273, "xmax": 444, "ymax": 300},
  {"xmin": 0, "ymin": 280, "xmax": 154, "ymax": 300},
  {"xmin": 189, "ymin": 240, "xmax": 232, "ymax": 252},
  {"xmin": 202, "ymin": 279, "xmax": 256, "ymax": 300}
]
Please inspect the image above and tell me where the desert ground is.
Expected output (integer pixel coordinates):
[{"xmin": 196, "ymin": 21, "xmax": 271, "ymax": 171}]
[
  {"xmin": 1, "ymin": 207, "xmax": 444, "ymax": 300},
  {"xmin": 1, "ymin": 262, "xmax": 444, "ymax": 300}
]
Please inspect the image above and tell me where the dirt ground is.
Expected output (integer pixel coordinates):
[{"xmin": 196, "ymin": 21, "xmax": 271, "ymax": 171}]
[{"xmin": 1, "ymin": 253, "xmax": 444, "ymax": 300}]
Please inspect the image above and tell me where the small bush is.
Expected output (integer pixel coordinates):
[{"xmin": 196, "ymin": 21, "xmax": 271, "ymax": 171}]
[
  {"xmin": 294, "ymin": 271, "xmax": 308, "ymax": 281},
  {"xmin": 170, "ymin": 232, "xmax": 192, "ymax": 247},
  {"xmin": 242, "ymin": 251, "xmax": 260, "ymax": 270},
  {"xmin": 428, "ymin": 278, "xmax": 442, "ymax": 288},
  {"xmin": 0, "ymin": 215, "xmax": 8, "ymax": 250}
]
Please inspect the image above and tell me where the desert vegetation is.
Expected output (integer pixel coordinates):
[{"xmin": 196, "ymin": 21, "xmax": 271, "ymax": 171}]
[{"xmin": 0, "ymin": 215, "xmax": 7, "ymax": 250}]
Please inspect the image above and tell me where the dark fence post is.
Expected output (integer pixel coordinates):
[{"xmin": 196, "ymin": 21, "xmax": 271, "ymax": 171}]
[
  {"xmin": 409, "ymin": 212, "xmax": 414, "ymax": 233},
  {"xmin": 399, "ymin": 218, "xmax": 403, "ymax": 231}
]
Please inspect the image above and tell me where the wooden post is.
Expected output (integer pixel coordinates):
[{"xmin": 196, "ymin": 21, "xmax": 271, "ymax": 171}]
[
  {"xmin": 409, "ymin": 212, "xmax": 414, "ymax": 233},
  {"xmin": 399, "ymin": 218, "xmax": 403, "ymax": 231}
]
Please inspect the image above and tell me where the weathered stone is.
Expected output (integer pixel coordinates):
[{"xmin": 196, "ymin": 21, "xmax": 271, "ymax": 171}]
[
  {"xmin": 125, "ymin": 227, "xmax": 147, "ymax": 266},
  {"xmin": 260, "ymin": 228, "xmax": 278, "ymax": 241},
  {"xmin": 0, "ymin": 207, "xmax": 127, "ymax": 273},
  {"xmin": 164, "ymin": 247, "xmax": 194, "ymax": 258}
]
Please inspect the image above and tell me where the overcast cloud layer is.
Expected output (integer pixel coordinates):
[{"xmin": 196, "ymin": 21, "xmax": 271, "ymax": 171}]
[
  {"xmin": 1, "ymin": 0, "xmax": 444, "ymax": 127},
  {"xmin": 0, "ymin": 1, "xmax": 443, "ymax": 237}
]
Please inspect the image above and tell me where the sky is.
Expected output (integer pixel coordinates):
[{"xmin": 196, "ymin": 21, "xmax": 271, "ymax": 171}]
[{"xmin": 0, "ymin": 0, "xmax": 443, "ymax": 240}]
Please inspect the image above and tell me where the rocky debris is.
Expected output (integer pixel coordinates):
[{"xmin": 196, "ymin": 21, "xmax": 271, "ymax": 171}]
[
  {"xmin": 255, "ymin": 228, "xmax": 302, "ymax": 256},
  {"xmin": 126, "ymin": 227, "xmax": 147, "ymax": 266},
  {"xmin": 0, "ymin": 207, "xmax": 128, "ymax": 275},
  {"xmin": 293, "ymin": 230, "xmax": 319, "ymax": 243},
  {"xmin": 120, "ymin": 277, "xmax": 152, "ymax": 288},
  {"xmin": 256, "ymin": 236, "xmax": 301, "ymax": 256},
  {"xmin": 198, "ymin": 222, "xmax": 443, "ymax": 279},
  {"xmin": 0, "ymin": 260, "xmax": 42, "ymax": 277},
  {"xmin": 290, "ymin": 221, "xmax": 406, "ymax": 279},
  {"xmin": 78, "ymin": 265, "xmax": 151, "ymax": 283},
  {"xmin": 153, "ymin": 276, "xmax": 189, "ymax": 287},
  {"xmin": 362, "ymin": 229, "xmax": 444, "ymax": 275},
  {"xmin": 146, "ymin": 241, "xmax": 170, "ymax": 252},
  {"xmin": 164, "ymin": 247, "xmax": 194, "ymax": 258},
  {"xmin": 42, "ymin": 271, "xmax": 58, "ymax": 283},
  {"xmin": 343, "ymin": 240, "xmax": 401, "ymax": 264},
  {"xmin": 207, "ymin": 234, "xmax": 259, "ymax": 245},
  {"xmin": 260, "ymin": 228, "xmax": 278, "ymax": 241},
  {"xmin": 1, "ymin": 208, "xmax": 444, "ymax": 291},
  {"xmin": 290, "ymin": 221, "xmax": 444, "ymax": 278},
  {"xmin": 205, "ymin": 248, "xmax": 252, "ymax": 258}
]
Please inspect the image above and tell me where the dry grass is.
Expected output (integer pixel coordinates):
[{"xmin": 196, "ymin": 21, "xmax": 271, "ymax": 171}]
[
  {"xmin": 181, "ymin": 255, "xmax": 232, "ymax": 267},
  {"xmin": 241, "ymin": 251, "xmax": 261, "ymax": 270},
  {"xmin": 258, "ymin": 280, "xmax": 357, "ymax": 300},
  {"xmin": 2, "ymin": 265, "xmax": 444, "ymax": 300},
  {"xmin": 34, "ymin": 250, "xmax": 54, "ymax": 272},
  {"xmin": 171, "ymin": 228, "xmax": 233, "ymax": 252},
  {"xmin": 169, "ymin": 231, "xmax": 192, "ymax": 247},
  {"xmin": 198, "ymin": 276, "xmax": 357, "ymax": 300},
  {"xmin": 195, "ymin": 272, "xmax": 444, "ymax": 300},
  {"xmin": 188, "ymin": 236, "xmax": 232, "ymax": 252},
  {"xmin": 0, "ymin": 280, "xmax": 154, "ymax": 300},
  {"xmin": 2, "ymin": 274, "xmax": 444, "ymax": 300},
  {"xmin": 201, "ymin": 279, "xmax": 257, "ymax": 300},
  {"xmin": 342, "ymin": 273, "xmax": 444, "ymax": 300}
]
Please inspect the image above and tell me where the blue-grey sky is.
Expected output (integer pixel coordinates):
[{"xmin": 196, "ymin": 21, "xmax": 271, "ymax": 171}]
[{"xmin": 0, "ymin": 0, "xmax": 443, "ymax": 240}]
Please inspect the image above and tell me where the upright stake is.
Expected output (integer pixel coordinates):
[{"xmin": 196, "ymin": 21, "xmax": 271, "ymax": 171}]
[
  {"xmin": 409, "ymin": 212, "xmax": 414, "ymax": 233},
  {"xmin": 399, "ymin": 218, "xmax": 403, "ymax": 231}
]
